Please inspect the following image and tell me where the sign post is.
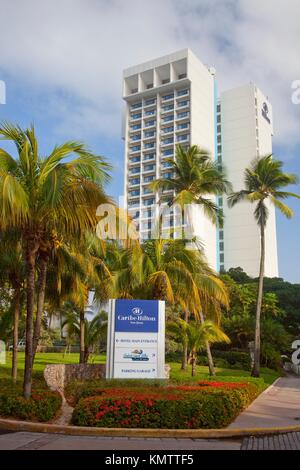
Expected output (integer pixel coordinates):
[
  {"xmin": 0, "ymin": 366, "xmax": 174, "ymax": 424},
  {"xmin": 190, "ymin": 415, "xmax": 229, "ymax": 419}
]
[{"xmin": 106, "ymin": 299, "xmax": 165, "ymax": 379}]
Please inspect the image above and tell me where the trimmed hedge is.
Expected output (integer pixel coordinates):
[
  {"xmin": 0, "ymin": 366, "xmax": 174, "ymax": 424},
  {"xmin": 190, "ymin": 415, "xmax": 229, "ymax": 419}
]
[
  {"xmin": 72, "ymin": 382, "xmax": 259, "ymax": 429},
  {"xmin": 166, "ymin": 350, "xmax": 252, "ymax": 371},
  {"xmin": 0, "ymin": 390, "xmax": 62, "ymax": 422}
]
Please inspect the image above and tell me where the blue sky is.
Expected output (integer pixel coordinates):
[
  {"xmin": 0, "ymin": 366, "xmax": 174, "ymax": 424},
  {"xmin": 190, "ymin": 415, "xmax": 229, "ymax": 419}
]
[{"xmin": 0, "ymin": 0, "xmax": 300, "ymax": 282}]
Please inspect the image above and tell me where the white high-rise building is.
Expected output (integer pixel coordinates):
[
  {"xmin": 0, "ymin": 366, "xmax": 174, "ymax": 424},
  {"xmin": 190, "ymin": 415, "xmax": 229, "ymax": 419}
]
[
  {"xmin": 122, "ymin": 49, "xmax": 217, "ymax": 269},
  {"xmin": 218, "ymin": 84, "xmax": 278, "ymax": 277},
  {"xmin": 122, "ymin": 50, "xmax": 279, "ymax": 278}
]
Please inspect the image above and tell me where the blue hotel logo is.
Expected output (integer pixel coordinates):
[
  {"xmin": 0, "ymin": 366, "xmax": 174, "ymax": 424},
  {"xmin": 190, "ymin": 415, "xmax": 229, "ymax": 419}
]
[
  {"xmin": 132, "ymin": 307, "xmax": 143, "ymax": 316},
  {"xmin": 115, "ymin": 299, "xmax": 159, "ymax": 333}
]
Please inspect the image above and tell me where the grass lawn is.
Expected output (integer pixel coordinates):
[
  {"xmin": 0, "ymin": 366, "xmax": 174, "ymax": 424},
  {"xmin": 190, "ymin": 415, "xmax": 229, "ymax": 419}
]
[
  {"xmin": 0, "ymin": 352, "xmax": 280, "ymax": 392},
  {"xmin": 169, "ymin": 361, "xmax": 280, "ymax": 388}
]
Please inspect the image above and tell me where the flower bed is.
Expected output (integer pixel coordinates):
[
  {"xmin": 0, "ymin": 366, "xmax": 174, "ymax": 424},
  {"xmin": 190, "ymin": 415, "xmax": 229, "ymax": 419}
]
[
  {"xmin": 0, "ymin": 389, "xmax": 62, "ymax": 422},
  {"xmin": 72, "ymin": 381, "xmax": 259, "ymax": 429}
]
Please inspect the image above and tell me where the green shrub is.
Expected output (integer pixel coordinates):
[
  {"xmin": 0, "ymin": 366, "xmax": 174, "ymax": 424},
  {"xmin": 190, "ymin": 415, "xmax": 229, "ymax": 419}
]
[
  {"xmin": 72, "ymin": 382, "xmax": 259, "ymax": 429},
  {"xmin": 0, "ymin": 390, "xmax": 62, "ymax": 422},
  {"xmin": 166, "ymin": 350, "xmax": 252, "ymax": 370}
]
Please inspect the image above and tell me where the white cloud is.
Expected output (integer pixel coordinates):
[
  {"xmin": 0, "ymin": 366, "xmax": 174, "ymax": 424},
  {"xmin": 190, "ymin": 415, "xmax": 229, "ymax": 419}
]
[{"xmin": 0, "ymin": 0, "xmax": 300, "ymax": 149}]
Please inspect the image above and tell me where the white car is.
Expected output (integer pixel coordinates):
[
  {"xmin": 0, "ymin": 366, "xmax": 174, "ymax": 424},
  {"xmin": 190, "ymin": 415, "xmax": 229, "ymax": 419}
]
[{"xmin": 9, "ymin": 340, "xmax": 26, "ymax": 352}]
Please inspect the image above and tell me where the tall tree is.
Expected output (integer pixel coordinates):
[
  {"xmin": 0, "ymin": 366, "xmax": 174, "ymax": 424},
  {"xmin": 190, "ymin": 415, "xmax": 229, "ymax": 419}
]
[
  {"xmin": 228, "ymin": 155, "xmax": 300, "ymax": 377},
  {"xmin": 0, "ymin": 231, "xmax": 24, "ymax": 382},
  {"xmin": 168, "ymin": 319, "xmax": 230, "ymax": 376},
  {"xmin": 0, "ymin": 122, "xmax": 110, "ymax": 397},
  {"xmin": 151, "ymin": 144, "xmax": 232, "ymax": 374}
]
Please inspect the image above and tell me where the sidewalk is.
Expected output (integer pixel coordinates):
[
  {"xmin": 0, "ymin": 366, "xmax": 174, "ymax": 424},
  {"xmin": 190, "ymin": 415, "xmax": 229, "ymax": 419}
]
[{"xmin": 228, "ymin": 375, "xmax": 300, "ymax": 429}]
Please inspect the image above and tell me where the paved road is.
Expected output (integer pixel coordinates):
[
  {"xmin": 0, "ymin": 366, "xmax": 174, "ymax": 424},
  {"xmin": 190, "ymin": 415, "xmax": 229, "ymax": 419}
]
[
  {"xmin": 0, "ymin": 432, "xmax": 241, "ymax": 450},
  {"xmin": 229, "ymin": 375, "xmax": 300, "ymax": 429},
  {"xmin": 1, "ymin": 430, "xmax": 300, "ymax": 450}
]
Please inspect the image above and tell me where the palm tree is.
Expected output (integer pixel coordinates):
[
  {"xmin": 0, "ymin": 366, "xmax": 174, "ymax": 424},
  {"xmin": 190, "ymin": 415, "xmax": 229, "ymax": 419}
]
[
  {"xmin": 0, "ymin": 231, "xmax": 25, "ymax": 382},
  {"xmin": 151, "ymin": 144, "xmax": 232, "ymax": 226},
  {"xmin": 228, "ymin": 155, "xmax": 300, "ymax": 377},
  {"xmin": 0, "ymin": 122, "xmax": 111, "ymax": 398},
  {"xmin": 62, "ymin": 309, "xmax": 107, "ymax": 363},
  {"xmin": 168, "ymin": 318, "xmax": 230, "ymax": 376},
  {"xmin": 151, "ymin": 144, "xmax": 232, "ymax": 374}
]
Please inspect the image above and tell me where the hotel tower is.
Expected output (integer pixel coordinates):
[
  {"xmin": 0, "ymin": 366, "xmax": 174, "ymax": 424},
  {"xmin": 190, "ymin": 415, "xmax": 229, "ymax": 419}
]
[{"xmin": 122, "ymin": 49, "xmax": 278, "ymax": 278}]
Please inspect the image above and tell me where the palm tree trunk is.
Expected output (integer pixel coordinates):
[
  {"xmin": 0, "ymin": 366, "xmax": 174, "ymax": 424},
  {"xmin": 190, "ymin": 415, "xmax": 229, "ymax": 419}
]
[
  {"xmin": 32, "ymin": 254, "xmax": 48, "ymax": 364},
  {"xmin": 181, "ymin": 310, "xmax": 188, "ymax": 370},
  {"xmin": 252, "ymin": 222, "xmax": 265, "ymax": 378},
  {"xmin": 23, "ymin": 238, "xmax": 39, "ymax": 399},
  {"xmin": 79, "ymin": 309, "xmax": 85, "ymax": 364},
  {"xmin": 191, "ymin": 351, "xmax": 197, "ymax": 376},
  {"xmin": 12, "ymin": 286, "xmax": 21, "ymax": 383},
  {"xmin": 199, "ymin": 311, "xmax": 216, "ymax": 376}
]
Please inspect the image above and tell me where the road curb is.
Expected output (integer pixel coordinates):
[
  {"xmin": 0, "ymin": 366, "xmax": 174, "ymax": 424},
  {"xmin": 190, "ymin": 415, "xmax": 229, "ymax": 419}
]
[{"xmin": 1, "ymin": 418, "xmax": 300, "ymax": 439}]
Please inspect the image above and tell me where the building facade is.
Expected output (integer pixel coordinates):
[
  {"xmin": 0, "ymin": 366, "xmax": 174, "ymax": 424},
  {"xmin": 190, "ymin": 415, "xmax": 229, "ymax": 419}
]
[
  {"xmin": 218, "ymin": 84, "xmax": 278, "ymax": 277},
  {"xmin": 122, "ymin": 51, "xmax": 279, "ymax": 278},
  {"xmin": 122, "ymin": 49, "xmax": 217, "ymax": 269}
]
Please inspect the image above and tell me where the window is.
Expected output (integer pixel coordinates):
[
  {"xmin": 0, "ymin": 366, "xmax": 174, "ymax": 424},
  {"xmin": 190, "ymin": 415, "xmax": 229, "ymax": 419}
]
[
  {"xmin": 163, "ymin": 149, "xmax": 173, "ymax": 156},
  {"xmin": 145, "ymin": 120, "xmax": 155, "ymax": 127},
  {"xmin": 129, "ymin": 178, "xmax": 140, "ymax": 185},
  {"xmin": 162, "ymin": 104, "xmax": 174, "ymax": 111},
  {"xmin": 217, "ymin": 135, "xmax": 222, "ymax": 144},
  {"xmin": 217, "ymin": 115, "xmax": 221, "ymax": 123},
  {"xmin": 177, "ymin": 89, "xmax": 188, "ymax": 96},
  {"xmin": 218, "ymin": 197, "xmax": 223, "ymax": 207},
  {"xmin": 131, "ymin": 88, "xmax": 138, "ymax": 94},
  {"xmin": 143, "ymin": 188, "xmax": 153, "ymax": 195},
  {"xmin": 143, "ymin": 198, "xmax": 155, "ymax": 206},
  {"xmin": 162, "ymin": 137, "xmax": 174, "ymax": 145},
  {"xmin": 177, "ymin": 111, "xmax": 189, "ymax": 119},
  {"xmin": 144, "ymin": 175, "xmax": 155, "ymax": 183},
  {"xmin": 217, "ymin": 145, "xmax": 222, "ymax": 154},
  {"xmin": 162, "ymin": 126, "xmax": 174, "ymax": 134},
  {"xmin": 131, "ymin": 124, "xmax": 141, "ymax": 130},
  {"xmin": 142, "ymin": 209, "xmax": 152, "ymax": 218},
  {"xmin": 129, "ymin": 156, "xmax": 140, "ymax": 163},
  {"xmin": 144, "ymin": 142, "xmax": 155, "ymax": 149},
  {"xmin": 162, "ymin": 115, "xmax": 174, "ymax": 123},
  {"xmin": 162, "ymin": 161, "xmax": 173, "ymax": 168},
  {"xmin": 132, "ymin": 113, "xmax": 142, "ymax": 120},
  {"xmin": 144, "ymin": 131, "xmax": 155, "ymax": 138},
  {"xmin": 129, "ymin": 190, "xmax": 140, "ymax": 197},
  {"xmin": 129, "ymin": 167, "xmax": 140, "ymax": 175},
  {"xmin": 162, "ymin": 78, "xmax": 170, "ymax": 84},
  {"xmin": 217, "ymin": 155, "xmax": 222, "ymax": 164},
  {"xmin": 144, "ymin": 110, "xmax": 155, "ymax": 116},
  {"xmin": 145, "ymin": 98, "xmax": 156, "ymax": 106},
  {"xmin": 220, "ymin": 264, "xmax": 225, "ymax": 273},
  {"xmin": 131, "ymin": 145, "xmax": 141, "ymax": 152},
  {"xmin": 219, "ymin": 230, "xmax": 224, "ymax": 240},
  {"xmin": 131, "ymin": 102, "xmax": 142, "ymax": 110},
  {"xmin": 143, "ymin": 153, "xmax": 155, "ymax": 161},
  {"xmin": 162, "ymin": 93, "xmax": 174, "ymax": 101},
  {"xmin": 219, "ymin": 242, "xmax": 224, "ymax": 252},
  {"xmin": 177, "ymin": 100, "xmax": 189, "ymax": 108},
  {"xmin": 220, "ymin": 253, "xmax": 224, "ymax": 263},
  {"xmin": 217, "ymin": 104, "xmax": 221, "ymax": 113},
  {"xmin": 128, "ymin": 200, "xmax": 139, "ymax": 207},
  {"xmin": 162, "ymin": 172, "xmax": 173, "ymax": 179},
  {"xmin": 178, "ymin": 73, "xmax": 187, "ymax": 79},
  {"xmin": 146, "ymin": 83, "xmax": 153, "ymax": 89},
  {"xmin": 177, "ymin": 122, "xmax": 189, "ymax": 130},
  {"xmin": 217, "ymin": 124, "xmax": 221, "ymax": 133},
  {"xmin": 144, "ymin": 164, "xmax": 155, "ymax": 172},
  {"xmin": 177, "ymin": 134, "xmax": 188, "ymax": 142},
  {"xmin": 131, "ymin": 134, "xmax": 141, "ymax": 141}
]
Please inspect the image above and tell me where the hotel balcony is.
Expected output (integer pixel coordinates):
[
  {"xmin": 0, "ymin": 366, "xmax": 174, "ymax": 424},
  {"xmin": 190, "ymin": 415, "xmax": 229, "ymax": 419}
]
[
  {"xmin": 176, "ymin": 111, "xmax": 190, "ymax": 122},
  {"xmin": 161, "ymin": 105, "xmax": 174, "ymax": 115}
]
